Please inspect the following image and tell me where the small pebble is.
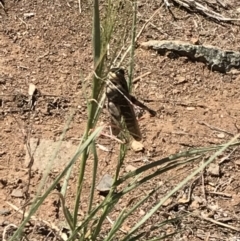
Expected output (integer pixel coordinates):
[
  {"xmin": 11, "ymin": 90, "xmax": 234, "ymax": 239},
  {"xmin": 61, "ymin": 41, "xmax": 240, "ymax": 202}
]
[
  {"xmin": 131, "ymin": 140, "xmax": 144, "ymax": 152},
  {"xmin": 11, "ymin": 189, "xmax": 24, "ymax": 198}
]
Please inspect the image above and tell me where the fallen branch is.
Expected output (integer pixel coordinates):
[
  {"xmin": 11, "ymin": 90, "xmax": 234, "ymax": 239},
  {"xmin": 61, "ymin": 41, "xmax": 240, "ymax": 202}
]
[{"xmin": 141, "ymin": 40, "xmax": 240, "ymax": 73}]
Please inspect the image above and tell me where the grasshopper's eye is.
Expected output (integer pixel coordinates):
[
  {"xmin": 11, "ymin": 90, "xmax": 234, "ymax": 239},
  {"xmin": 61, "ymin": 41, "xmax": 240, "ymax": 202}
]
[
  {"xmin": 117, "ymin": 68, "xmax": 125, "ymax": 76},
  {"xmin": 109, "ymin": 68, "xmax": 125, "ymax": 78}
]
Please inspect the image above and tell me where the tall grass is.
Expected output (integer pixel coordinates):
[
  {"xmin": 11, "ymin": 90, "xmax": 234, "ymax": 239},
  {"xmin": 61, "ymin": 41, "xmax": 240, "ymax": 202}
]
[{"xmin": 9, "ymin": 0, "xmax": 240, "ymax": 240}]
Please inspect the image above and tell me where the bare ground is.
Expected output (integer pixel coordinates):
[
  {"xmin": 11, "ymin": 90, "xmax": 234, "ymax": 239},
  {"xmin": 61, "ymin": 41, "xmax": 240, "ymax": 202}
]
[{"xmin": 1, "ymin": 0, "xmax": 240, "ymax": 240}]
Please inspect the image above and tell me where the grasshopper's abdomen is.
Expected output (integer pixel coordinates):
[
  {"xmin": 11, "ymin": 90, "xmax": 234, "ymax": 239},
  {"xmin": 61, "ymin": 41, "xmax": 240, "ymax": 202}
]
[{"xmin": 119, "ymin": 101, "xmax": 142, "ymax": 141}]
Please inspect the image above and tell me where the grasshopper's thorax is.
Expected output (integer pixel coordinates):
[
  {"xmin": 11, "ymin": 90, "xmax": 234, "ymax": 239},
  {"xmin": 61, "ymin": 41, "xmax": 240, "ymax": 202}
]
[{"xmin": 106, "ymin": 68, "xmax": 128, "ymax": 102}]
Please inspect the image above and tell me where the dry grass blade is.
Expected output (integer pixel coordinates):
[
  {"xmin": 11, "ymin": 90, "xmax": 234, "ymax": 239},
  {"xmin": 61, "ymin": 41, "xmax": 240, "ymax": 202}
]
[{"xmin": 118, "ymin": 3, "xmax": 164, "ymax": 66}]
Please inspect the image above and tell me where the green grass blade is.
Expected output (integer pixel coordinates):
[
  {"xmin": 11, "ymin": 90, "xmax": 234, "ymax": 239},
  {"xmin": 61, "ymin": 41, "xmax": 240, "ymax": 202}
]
[
  {"xmin": 10, "ymin": 126, "xmax": 103, "ymax": 241},
  {"xmin": 91, "ymin": 142, "xmax": 127, "ymax": 239},
  {"xmin": 104, "ymin": 184, "xmax": 161, "ymax": 241},
  {"xmin": 88, "ymin": 141, "xmax": 98, "ymax": 213},
  {"xmin": 121, "ymin": 135, "xmax": 240, "ymax": 240},
  {"xmin": 93, "ymin": 0, "xmax": 101, "ymax": 65},
  {"xmin": 116, "ymin": 141, "xmax": 240, "ymax": 186},
  {"xmin": 123, "ymin": 156, "xmax": 201, "ymax": 194},
  {"xmin": 103, "ymin": 208, "xmax": 127, "ymax": 241},
  {"xmin": 128, "ymin": 0, "xmax": 137, "ymax": 91},
  {"xmin": 56, "ymin": 192, "xmax": 74, "ymax": 231},
  {"xmin": 73, "ymin": 0, "xmax": 104, "ymax": 228}
]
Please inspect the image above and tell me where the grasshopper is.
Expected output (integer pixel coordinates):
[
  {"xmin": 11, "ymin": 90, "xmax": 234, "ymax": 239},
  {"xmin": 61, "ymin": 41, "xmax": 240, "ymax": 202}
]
[{"xmin": 106, "ymin": 68, "xmax": 156, "ymax": 141}]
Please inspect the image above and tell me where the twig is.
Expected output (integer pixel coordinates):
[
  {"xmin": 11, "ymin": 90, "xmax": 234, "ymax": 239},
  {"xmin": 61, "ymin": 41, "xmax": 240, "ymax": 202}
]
[
  {"xmin": 186, "ymin": 176, "xmax": 199, "ymax": 203},
  {"xmin": 208, "ymin": 191, "xmax": 232, "ymax": 198},
  {"xmin": 100, "ymin": 131, "xmax": 125, "ymax": 144},
  {"xmin": 36, "ymin": 50, "xmax": 49, "ymax": 62},
  {"xmin": 219, "ymin": 147, "xmax": 237, "ymax": 164},
  {"xmin": 6, "ymin": 201, "xmax": 63, "ymax": 234},
  {"xmin": 0, "ymin": 93, "xmax": 67, "ymax": 97},
  {"xmin": 0, "ymin": 109, "xmax": 31, "ymax": 114},
  {"xmin": 78, "ymin": 0, "xmax": 81, "ymax": 13},
  {"xmin": 6, "ymin": 200, "xmax": 33, "ymax": 220},
  {"xmin": 10, "ymin": 110, "xmax": 39, "ymax": 221},
  {"xmin": 106, "ymin": 216, "xmax": 128, "ymax": 234},
  {"xmin": 198, "ymin": 121, "xmax": 234, "ymax": 136},
  {"xmin": 18, "ymin": 17, "xmax": 28, "ymax": 29},
  {"xmin": 201, "ymin": 159, "xmax": 206, "ymax": 201},
  {"xmin": 132, "ymin": 71, "xmax": 151, "ymax": 83},
  {"xmin": 234, "ymin": 122, "xmax": 240, "ymax": 133},
  {"xmin": 200, "ymin": 214, "xmax": 240, "ymax": 232},
  {"xmin": 204, "ymin": 232, "xmax": 210, "ymax": 241},
  {"xmin": 112, "ymin": 45, "xmax": 126, "ymax": 66},
  {"xmin": 0, "ymin": 0, "xmax": 7, "ymax": 14},
  {"xmin": 214, "ymin": 178, "xmax": 233, "ymax": 192}
]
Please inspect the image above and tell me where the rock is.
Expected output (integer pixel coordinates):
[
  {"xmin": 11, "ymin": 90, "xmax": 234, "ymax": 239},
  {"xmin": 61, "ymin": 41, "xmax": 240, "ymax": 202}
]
[
  {"xmin": 207, "ymin": 163, "xmax": 220, "ymax": 176},
  {"xmin": 0, "ymin": 209, "xmax": 11, "ymax": 216},
  {"xmin": 178, "ymin": 197, "xmax": 189, "ymax": 204},
  {"xmin": 208, "ymin": 204, "xmax": 219, "ymax": 212},
  {"xmin": 11, "ymin": 189, "xmax": 24, "ymax": 198},
  {"xmin": 96, "ymin": 174, "xmax": 113, "ymax": 192},
  {"xmin": 24, "ymin": 138, "xmax": 78, "ymax": 171},
  {"xmin": 191, "ymin": 37, "xmax": 200, "ymax": 45},
  {"xmin": 190, "ymin": 200, "xmax": 200, "ymax": 209},
  {"xmin": 232, "ymin": 194, "xmax": 240, "ymax": 206},
  {"xmin": 139, "ymin": 209, "xmax": 145, "ymax": 216},
  {"xmin": 175, "ymin": 76, "xmax": 187, "ymax": 84},
  {"xmin": 24, "ymin": 13, "xmax": 35, "ymax": 19},
  {"xmin": 217, "ymin": 133, "xmax": 225, "ymax": 139},
  {"xmin": 125, "ymin": 164, "xmax": 136, "ymax": 172},
  {"xmin": 235, "ymin": 160, "xmax": 240, "ymax": 166},
  {"xmin": 28, "ymin": 83, "xmax": 37, "ymax": 96},
  {"xmin": 162, "ymin": 197, "xmax": 173, "ymax": 207},
  {"xmin": 96, "ymin": 144, "xmax": 110, "ymax": 152},
  {"xmin": 131, "ymin": 140, "xmax": 144, "ymax": 152},
  {"xmin": 186, "ymin": 107, "xmax": 195, "ymax": 111}
]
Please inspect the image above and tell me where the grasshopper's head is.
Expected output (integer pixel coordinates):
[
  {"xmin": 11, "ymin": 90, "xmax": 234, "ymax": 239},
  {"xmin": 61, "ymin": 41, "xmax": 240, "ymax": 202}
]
[
  {"xmin": 108, "ymin": 67, "xmax": 129, "ymax": 92},
  {"xmin": 108, "ymin": 68, "xmax": 125, "ymax": 82}
]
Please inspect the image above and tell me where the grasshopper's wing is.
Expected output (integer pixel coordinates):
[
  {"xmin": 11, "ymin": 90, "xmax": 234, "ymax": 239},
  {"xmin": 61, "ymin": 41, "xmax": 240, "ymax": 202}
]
[
  {"xmin": 107, "ymin": 68, "xmax": 142, "ymax": 141},
  {"xmin": 107, "ymin": 101, "xmax": 121, "ymax": 136},
  {"xmin": 119, "ymin": 95, "xmax": 142, "ymax": 141}
]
